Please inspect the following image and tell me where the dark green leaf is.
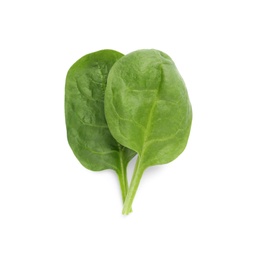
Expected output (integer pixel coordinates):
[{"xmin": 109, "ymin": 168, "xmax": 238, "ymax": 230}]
[{"xmin": 65, "ymin": 50, "xmax": 136, "ymax": 202}]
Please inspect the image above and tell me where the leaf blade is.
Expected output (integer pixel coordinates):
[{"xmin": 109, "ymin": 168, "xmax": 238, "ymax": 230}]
[
  {"xmin": 105, "ymin": 49, "xmax": 192, "ymax": 213},
  {"xmin": 65, "ymin": 50, "xmax": 136, "ymax": 203}
]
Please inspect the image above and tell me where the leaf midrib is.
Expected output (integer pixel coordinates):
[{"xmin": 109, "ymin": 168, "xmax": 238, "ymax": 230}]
[{"xmin": 140, "ymin": 63, "xmax": 163, "ymax": 157}]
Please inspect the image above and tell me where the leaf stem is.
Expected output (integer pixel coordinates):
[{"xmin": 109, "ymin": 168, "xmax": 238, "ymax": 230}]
[
  {"xmin": 117, "ymin": 147, "xmax": 133, "ymax": 213},
  {"xmin": 117, "ymin": 166, "xmax": 128, "ymax": 202},
  {"xmin": 122, "ymin": 156, "xmax": 144, "ymax": 215}
]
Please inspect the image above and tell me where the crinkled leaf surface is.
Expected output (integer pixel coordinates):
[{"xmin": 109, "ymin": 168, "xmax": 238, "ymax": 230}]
[
  {"xmin": 65, "ymin": 49, "xmax": 135, "ymax": 178},
  {"xmin": 105, "ymin": 49, "xmax": 192, "ymax": 213}
]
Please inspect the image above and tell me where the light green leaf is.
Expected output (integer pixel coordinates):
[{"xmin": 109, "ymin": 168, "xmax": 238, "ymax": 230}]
[{"xmin": 105, "ymin": 49, "xmax": 192, "ymax": 214}]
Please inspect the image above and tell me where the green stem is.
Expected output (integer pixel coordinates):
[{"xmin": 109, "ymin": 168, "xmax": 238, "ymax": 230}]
[
  {"xmin": 117, "ymin": 166, "xmax": 128, "ymax": 202},
  {"xmin": 117, "ymin": 146, "xmax": 133, "ymax": 213},
  {"xmin": 122, "ymin": 156, "xmax": 144, "ymax": 215}
]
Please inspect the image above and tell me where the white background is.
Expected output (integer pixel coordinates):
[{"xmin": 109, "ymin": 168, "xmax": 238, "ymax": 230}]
[{"xmin": 0, "ymin": 0, "xmax": 260, "ymax": 259}]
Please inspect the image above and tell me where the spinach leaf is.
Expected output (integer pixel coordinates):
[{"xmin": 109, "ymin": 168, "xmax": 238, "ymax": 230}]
[
  {"xmin": 65, "ymin": 50, "xmax": 136, "ymax": 203},
  {"xmin": 105, "ymin": 49, "xmax": 192, "ymax": 214}
]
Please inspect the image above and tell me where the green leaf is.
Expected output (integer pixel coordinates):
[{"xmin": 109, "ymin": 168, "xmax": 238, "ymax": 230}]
[
  {"xmin": 105, "ymin": 49, "xmax": 192, "ymax": 214},
  {"xmin": 65, "ymin": 49, "xmax": 136, "ymax": 203}
]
